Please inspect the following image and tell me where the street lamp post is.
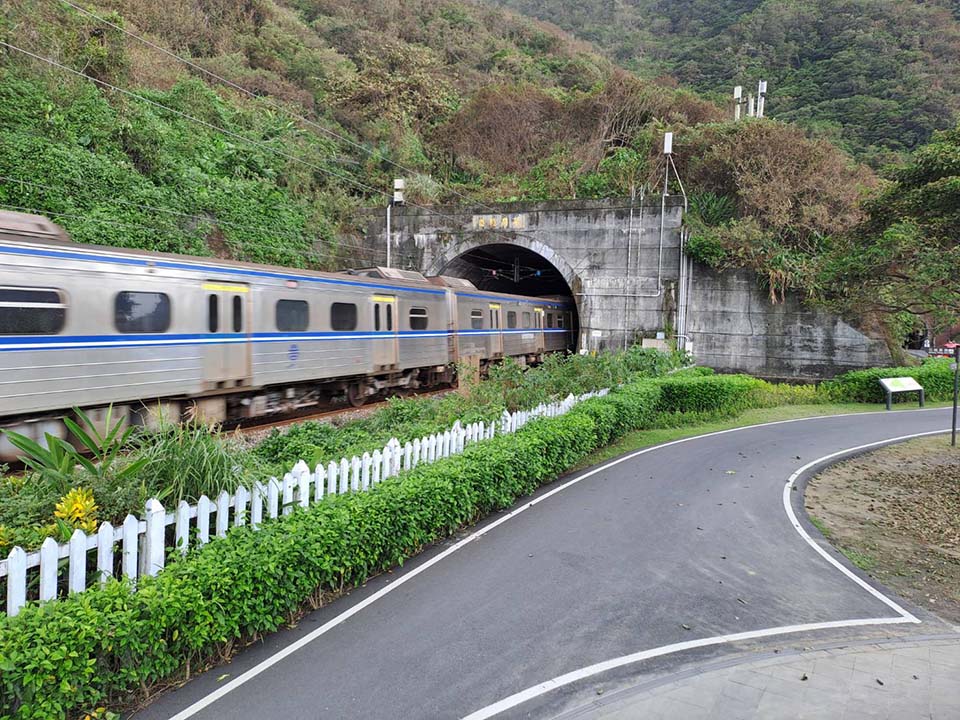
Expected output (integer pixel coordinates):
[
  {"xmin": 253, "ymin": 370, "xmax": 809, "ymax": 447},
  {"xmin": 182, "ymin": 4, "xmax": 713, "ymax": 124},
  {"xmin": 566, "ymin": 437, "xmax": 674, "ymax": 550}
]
[{"xmin": 385, "ymin": 178, "xmax": 405, "ymax": 268}]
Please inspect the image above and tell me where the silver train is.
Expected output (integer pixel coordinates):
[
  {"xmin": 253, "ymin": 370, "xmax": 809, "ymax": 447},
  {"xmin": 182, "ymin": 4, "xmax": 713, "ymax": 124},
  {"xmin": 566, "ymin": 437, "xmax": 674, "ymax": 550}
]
[{"xmin": 0, "ymin": 211, "xmax": 574, "ymax": 459}]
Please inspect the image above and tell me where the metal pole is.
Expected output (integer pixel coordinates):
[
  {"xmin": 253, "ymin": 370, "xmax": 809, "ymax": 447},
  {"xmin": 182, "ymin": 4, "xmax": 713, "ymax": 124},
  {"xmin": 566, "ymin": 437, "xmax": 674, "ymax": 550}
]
[
  {"xmin": 952, "ymin": 347, "xmax": 958, "ymax": 447},
  {"xmin": 385, "ymin": 202, "xmax": 391, "ymax": 268}
]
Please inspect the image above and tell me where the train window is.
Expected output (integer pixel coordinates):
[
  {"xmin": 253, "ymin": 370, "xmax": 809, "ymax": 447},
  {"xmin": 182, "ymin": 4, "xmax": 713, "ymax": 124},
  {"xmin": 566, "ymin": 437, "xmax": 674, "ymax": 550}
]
[
  {"xmin": 409, "ymin": 307, "xmax": 428, "ymax": 330},
  {"xmin": 386, "ymin": 304, "xmax": 393, "ymax": 332},
  {"xmin": 233, "ymin": 296, "xmax": 243, "ymax": 333},
  {"xmin": 207, "ymin": 295, "xmax": 218, "ymax": 333},
  {"xmin": 557, "ymin": 314, "xmax": 564, "ymax": 329},
  {"xmin": 115, "ymin": 291, "xmax": 170, "ymax": 333},
  {"xmin": 374, "ymin": 304, "xmax": 381, "ymax": 332},
  {"xmin": 507, "ymin": 311, "xmax": 517, "ymax": 329},
  {"xmin": 470, "ymin": 309, "xmax": 483, "ymax": 330},
  {"xmin": 0, "ymin": 287, "xmax": 66, "ymax": 335},
  {"xmin": 523, "ymin": 312, "xmax": 531, "ymax": 327},
  {"xmin": 546, "ymin": 313, "xmax": 554, "ymax": 328},
  {"xmin": 276, "ymin": 299, "xmax": 308, "ymax": 332},
  {"xmin": 331, "ymin": 302, "xmax": 357, "ymax": 331}
]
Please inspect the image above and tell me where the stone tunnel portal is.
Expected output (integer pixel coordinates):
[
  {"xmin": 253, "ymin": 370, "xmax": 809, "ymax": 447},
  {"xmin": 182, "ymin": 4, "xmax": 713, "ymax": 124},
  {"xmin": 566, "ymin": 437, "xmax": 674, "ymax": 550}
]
[{"xmin": 438, "ymin": 243, "xmax": 580, "ymax": 345}]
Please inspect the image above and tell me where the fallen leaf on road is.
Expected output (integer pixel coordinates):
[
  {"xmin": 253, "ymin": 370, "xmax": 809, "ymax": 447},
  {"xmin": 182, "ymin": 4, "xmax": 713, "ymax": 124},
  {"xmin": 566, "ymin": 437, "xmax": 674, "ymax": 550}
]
[{"xmin": 681, "ymin": 623, "xmax": 691, "ymax": 630}]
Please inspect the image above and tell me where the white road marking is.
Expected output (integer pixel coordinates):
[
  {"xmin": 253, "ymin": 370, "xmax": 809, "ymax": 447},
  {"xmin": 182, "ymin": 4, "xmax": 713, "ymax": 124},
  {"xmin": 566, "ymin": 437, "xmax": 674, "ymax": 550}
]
[
  {"xmin": 166, "ymin": 408, "xmax": 950, "ymax": 720},
  {"xmin": 461, "ymin": 618, "xmax": 912, "ymax": 720},
  {"xmin": 463, "ymin": 428, "xmax": 948, "ymax": 720},
  {"xmin": 779, "ymin": 432, "xmax": 949, "ymax": 623}
]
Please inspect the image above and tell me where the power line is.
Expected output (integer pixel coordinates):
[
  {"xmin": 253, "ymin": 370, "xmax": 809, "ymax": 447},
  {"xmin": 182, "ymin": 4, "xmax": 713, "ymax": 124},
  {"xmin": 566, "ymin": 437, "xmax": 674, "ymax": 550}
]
[
  {"xmin": 0, "ymin": 175, "xmax": 375, "ymax": 255},
  {"xmin": 0, "ymin": 202, "xmax": 372, "ymax": 264},
  {"xmin": 0, "ymin": 39, "xmax": 495, "ymax": 238},
  {"xmin": 0, "ymin": 40, "xmax": 387, "ymax": 200},
  {"xmin": 53, "ymin": 0, "xmax": 503, "ymax": 214},
  {"xmin": 2, "ymin": 38, "xmax": 620, "ymax": 262}
]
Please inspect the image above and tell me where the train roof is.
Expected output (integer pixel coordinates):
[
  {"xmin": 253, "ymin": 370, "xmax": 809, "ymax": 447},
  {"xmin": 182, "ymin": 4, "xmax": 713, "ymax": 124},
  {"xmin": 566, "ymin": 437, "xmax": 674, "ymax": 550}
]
[
  {"xmin": 0, "ymin": 210, "xmax": 573, "ymax": 307},
  {"xmin": 0, "ymin": 211, "xmax": 72, "ymax": 245}
]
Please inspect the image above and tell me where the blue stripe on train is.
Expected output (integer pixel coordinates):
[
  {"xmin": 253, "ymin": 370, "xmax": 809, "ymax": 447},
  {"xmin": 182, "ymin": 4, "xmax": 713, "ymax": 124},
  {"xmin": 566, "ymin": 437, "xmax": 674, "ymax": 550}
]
[
  {"xmin": 0, "ymin": 244, "xmax": 574, "ymax": 308},
  {"xmin": 0, "ymin": 329, "xmax": 571, "ymax": 351}
]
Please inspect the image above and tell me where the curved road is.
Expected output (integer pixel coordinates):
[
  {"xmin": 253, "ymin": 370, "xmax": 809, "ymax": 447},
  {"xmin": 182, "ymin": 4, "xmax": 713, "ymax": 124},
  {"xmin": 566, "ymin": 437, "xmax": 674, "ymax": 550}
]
[{"xmin": 138, "ymin": 408, "xmax": 954, "ymax": 720}]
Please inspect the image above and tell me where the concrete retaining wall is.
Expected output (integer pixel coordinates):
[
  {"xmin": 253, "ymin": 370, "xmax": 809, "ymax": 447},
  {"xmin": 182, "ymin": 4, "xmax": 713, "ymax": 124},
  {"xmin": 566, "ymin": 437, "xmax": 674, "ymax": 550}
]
[{"xmin": 354, "ymin": 199, "xmax": 892, "ymax": 379}]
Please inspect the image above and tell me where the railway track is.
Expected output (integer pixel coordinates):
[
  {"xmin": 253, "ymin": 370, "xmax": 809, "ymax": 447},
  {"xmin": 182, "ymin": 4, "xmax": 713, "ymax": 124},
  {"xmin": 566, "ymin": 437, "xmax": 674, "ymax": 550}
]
[{"xmin": 231, "ymin": 386, "xmax": 456, "ymax": 440}]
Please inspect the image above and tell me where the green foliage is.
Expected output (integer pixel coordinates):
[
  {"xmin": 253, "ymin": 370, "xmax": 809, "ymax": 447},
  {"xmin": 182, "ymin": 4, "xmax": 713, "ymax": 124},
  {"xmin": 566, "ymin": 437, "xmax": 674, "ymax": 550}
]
[
  {"xmin": 822, "ymin": 358, "xmax": 956, "ymax": 404},
  {"xmin": 654, "ymin": 374, "xmax": 766, "ymax": 415},
  {"xmin": 0, "ymin": 415, "xmax": 263, "ymax": 550},
  {"xmin": 487, "ymin": 0, "xmax": 960, "ymax": 163},
  {"xmin": 0, "ymin": 377, "xmax": 663, "ymax": 718},
  {"xmin": 253, "ymin": 348, "xmax": 688, "ymax": 468},
  {"xmin": 820, "ymin": 125, "xmax": 960, "ymax": 330},
  {"xmin": 132, "ymin": 422, "xmax": 266, "ymax": 504}
]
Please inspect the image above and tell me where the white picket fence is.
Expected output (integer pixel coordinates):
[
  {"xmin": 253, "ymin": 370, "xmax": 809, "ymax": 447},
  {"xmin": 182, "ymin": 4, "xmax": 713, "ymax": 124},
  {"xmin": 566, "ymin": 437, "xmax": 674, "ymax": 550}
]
[{"xmin": 1, "ymin": 389, "xmax": 608, "ymax": 616}]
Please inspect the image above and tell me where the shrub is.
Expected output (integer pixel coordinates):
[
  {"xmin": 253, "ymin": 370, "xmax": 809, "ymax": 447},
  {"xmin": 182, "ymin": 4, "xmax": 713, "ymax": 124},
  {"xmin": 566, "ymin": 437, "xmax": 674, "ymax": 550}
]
[
  {"xmin": 822, "ymin": 358, "xmax": 954, "ymax": 403},
  {"xmin": 0, "ymin": 379, "xmax": 666, "ymax": 718},
  {"xmin": 655, "ymin": 374, "xmax": 765, "ymax": 414}
]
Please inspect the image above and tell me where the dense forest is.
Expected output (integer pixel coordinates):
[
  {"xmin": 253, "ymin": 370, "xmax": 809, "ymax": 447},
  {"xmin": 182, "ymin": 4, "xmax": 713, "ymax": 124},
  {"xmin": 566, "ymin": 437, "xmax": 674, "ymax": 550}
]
[
  {"xmin": 0, "ymin": 0, "xmax": 958, "ymax": 341},
  {"xmin": 487, "ymin": 0, "xmax": 960, "ymax": 165}
]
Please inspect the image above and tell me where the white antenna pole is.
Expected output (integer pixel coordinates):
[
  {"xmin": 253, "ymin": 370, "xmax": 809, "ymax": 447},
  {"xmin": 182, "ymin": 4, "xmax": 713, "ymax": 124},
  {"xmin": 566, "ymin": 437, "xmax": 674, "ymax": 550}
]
[
  {"xmin": 747, "ymin": 93, "xmax": 756, "ymax": 117},
  {"xmin": 733, "ymin": 86, "xmax": 743, "ymax": 121},
  {"xmin": 757, "ymin": 80, "xmax": 767, "ymax": 118}
]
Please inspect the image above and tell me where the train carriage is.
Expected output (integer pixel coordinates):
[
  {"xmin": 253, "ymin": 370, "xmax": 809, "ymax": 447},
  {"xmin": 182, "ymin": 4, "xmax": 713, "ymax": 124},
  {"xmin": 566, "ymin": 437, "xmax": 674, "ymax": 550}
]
[{"xmin": 0, "ymin": 211, "xmax": 575, "ymax": 460}]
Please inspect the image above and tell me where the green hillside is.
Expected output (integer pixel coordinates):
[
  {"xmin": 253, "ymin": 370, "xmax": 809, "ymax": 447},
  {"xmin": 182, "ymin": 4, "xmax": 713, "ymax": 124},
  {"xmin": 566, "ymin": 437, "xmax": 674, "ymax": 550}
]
[
  {"xmin": 0, "ymin": 0, "xmax": 606, "ymax": 265},
  {"xmin": 485, "ymin": 0, "xmax": 960, "ymax": 164},
  {"xmin": 0, "ymin": 0, "xmax": 956, "ymax": 339}
]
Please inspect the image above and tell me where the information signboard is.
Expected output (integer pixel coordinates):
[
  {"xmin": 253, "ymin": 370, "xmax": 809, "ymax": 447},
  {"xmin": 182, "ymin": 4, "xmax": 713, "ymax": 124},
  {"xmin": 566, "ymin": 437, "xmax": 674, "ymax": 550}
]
[{"xmin": 878, "ymin": 377, "xmax": 924, "ymax": 411}]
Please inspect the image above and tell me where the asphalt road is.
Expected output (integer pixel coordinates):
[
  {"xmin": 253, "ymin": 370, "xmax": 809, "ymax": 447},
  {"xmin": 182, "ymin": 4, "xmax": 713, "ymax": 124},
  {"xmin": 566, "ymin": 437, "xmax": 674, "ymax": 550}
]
[{"xmin": 136, "ymin": 408, "xmax": 954, "ymax": 720}]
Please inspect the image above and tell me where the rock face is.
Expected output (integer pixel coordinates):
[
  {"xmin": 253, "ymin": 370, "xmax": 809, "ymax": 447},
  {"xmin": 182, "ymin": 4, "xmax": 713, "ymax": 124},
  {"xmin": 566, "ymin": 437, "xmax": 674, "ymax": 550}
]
[{"xmin": 357, "ymin": 197, "xmax": 891, "ymax": 379}]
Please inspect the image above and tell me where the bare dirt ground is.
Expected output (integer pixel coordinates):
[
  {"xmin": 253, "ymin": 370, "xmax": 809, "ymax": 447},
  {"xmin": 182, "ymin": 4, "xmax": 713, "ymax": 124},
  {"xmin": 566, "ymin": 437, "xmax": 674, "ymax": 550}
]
[{"xmin": 806, "ymin": 435, "xmax": 960, "ymax": 625}]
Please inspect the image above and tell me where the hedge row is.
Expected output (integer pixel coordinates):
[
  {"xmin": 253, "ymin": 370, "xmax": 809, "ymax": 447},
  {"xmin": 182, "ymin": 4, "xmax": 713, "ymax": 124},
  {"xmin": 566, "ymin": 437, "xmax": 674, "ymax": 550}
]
[
  {"xmin": 654, "ymin": 373, "xmax": 765, "ymax": 414},
  {"xmin": 822, "ymin": 358, "xmax": 955, "ymax": 404},
  {"xmin": 0, "ymin": 380, "xmax": 663, "ymax": 719}
]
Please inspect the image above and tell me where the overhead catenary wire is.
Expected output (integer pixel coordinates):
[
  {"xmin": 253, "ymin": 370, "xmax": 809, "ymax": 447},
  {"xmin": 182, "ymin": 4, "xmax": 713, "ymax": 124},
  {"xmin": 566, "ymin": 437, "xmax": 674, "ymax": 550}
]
[
  {"xmin": 1, "ymin": 39, "xmax": 532, "ymax": 238},
  {"xmin": 0, "ymin": 40, "xmax": 388, "ymax": 199},
  {"xmin": 0, "ymin": 175, "xmax": 375, "ymax": 255},
  {"xmin": 53, "ymin": 0, "xmax": 506, "ymax": 215},
  {"xmin": 0, "ymin": 203, "xmax": 377, "ymax": 265},
  {"xmin": 2, "ymin": 35, "xmax": 662, "ymax": 274}
]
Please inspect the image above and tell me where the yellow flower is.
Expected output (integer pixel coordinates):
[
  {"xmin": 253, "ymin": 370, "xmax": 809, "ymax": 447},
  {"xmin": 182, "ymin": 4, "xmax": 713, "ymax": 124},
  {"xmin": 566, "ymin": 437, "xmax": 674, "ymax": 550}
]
[{"xmin": 54, "ymin": 487, "xmax": 99, "ymax": 533}]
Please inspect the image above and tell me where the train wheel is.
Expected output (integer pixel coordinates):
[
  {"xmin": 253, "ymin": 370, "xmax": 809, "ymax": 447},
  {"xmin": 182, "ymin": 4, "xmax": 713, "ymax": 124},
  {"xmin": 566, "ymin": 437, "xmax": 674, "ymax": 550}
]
[{"xmin": 347, "ymin": 382, "xmax": 367, "ymax": 408}]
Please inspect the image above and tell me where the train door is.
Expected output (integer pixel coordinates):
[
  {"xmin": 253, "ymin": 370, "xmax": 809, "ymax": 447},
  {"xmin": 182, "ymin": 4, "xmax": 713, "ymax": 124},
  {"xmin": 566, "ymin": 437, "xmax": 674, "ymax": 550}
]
[
  {"xmin": 534, "ymin": 307, "xmax": 545, "ymax": 353},
  {"xmin": 446, "ymin": 290, "xmax": 459, "ymax": 363},
  {"xmin": 203, "ymin": 282, "xmax": 251, "ymax": 388},
  {"xmin": 489, "ymin": 303, "xmax": 503, "ymax": 357},
  {"xmin": 371, "ymin": 295, "xmax": 398, "ymax": 370}
]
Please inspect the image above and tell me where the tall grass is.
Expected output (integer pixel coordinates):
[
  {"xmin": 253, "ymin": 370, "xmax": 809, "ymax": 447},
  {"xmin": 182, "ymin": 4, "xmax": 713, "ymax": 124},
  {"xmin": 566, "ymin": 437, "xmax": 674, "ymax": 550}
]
[{"xmin": 133, "ymin": 422, "xmax": 266, "ymax": 503}]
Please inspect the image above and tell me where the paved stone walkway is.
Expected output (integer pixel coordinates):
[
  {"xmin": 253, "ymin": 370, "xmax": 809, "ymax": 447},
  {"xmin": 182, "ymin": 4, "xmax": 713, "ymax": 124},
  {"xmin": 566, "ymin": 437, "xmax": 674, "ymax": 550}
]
[{"xmin": 586, "ymin": 636, "xmax": 960, "ymax": 720}]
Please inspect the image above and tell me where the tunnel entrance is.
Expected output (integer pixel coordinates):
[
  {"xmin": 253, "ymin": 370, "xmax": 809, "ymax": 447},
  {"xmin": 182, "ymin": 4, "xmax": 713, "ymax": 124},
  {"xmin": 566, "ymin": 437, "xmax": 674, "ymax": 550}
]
[{"xmin": 438, "ymin": 243, "xmax": 580, "ymax": 345}]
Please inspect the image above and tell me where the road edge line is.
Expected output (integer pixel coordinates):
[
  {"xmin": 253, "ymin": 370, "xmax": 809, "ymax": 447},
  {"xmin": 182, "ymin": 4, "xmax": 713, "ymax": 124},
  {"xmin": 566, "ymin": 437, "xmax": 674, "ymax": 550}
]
[{"xmin": 165, "ymin": 409, "xmax": 950, "ymax": 720}]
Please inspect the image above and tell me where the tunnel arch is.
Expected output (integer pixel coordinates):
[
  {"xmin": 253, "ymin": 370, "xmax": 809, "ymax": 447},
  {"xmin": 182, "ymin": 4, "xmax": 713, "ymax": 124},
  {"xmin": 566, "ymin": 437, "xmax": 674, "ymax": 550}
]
[
  {"xmin": 427, "ymin": 238, "xmax": 582, "ymax": 347},
  {"xmin": 426, "ymin": 236, "xmax": 581, "ymax": 294}
]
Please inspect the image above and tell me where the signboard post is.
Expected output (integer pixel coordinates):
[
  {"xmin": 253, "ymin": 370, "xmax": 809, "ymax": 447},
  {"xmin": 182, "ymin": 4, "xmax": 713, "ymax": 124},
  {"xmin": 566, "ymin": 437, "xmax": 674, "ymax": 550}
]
[{"xmin": 952, "ymin": 347, "xmax": 958, "ymax": 447}]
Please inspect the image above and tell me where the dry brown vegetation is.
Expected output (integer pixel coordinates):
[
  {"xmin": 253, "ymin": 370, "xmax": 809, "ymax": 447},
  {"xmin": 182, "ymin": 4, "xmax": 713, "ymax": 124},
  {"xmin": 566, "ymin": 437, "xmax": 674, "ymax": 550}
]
[{"xmin": 680, "ymin": 121, "xmax": 876, "ymax": 241}]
